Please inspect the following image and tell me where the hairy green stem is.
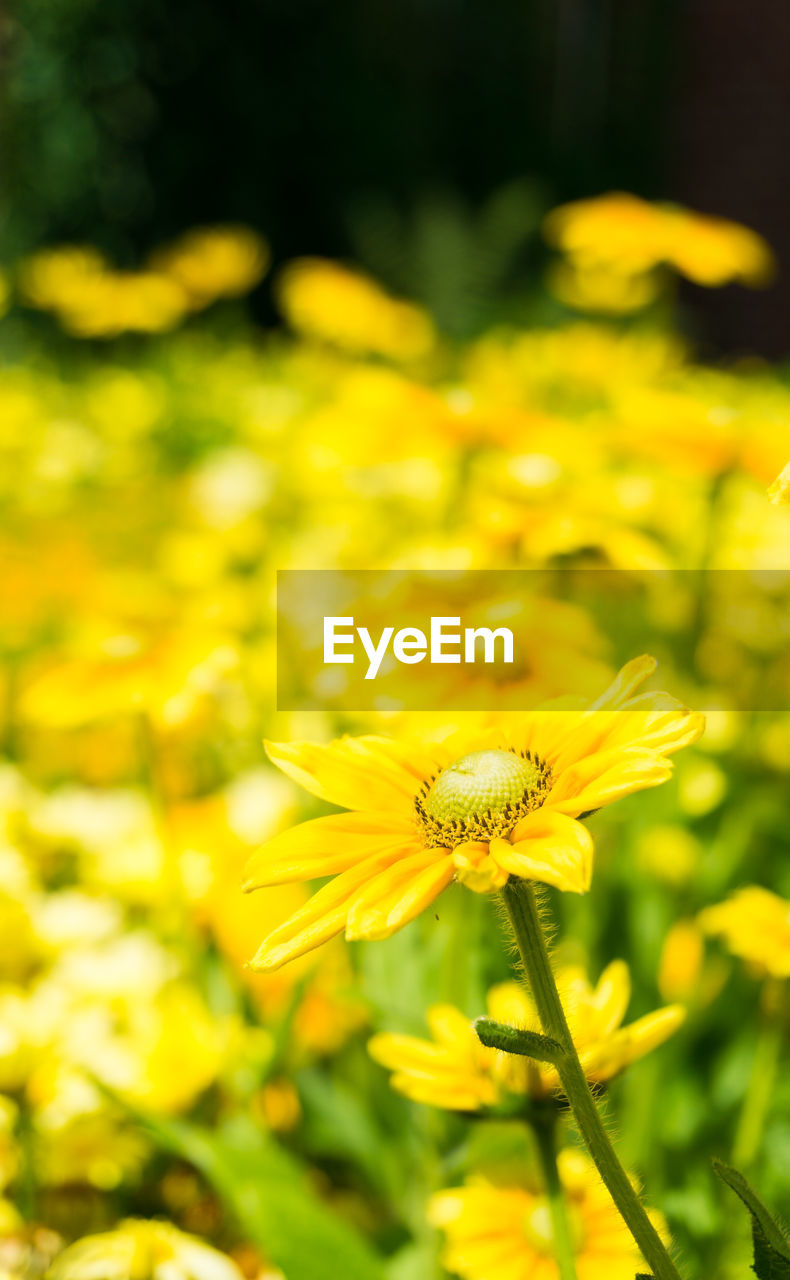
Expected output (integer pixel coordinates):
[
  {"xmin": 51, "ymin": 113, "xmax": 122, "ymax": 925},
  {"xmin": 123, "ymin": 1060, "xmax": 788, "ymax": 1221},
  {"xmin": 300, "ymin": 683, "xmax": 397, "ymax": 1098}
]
[
  {"xmin": 531, "ymin": 1108, "xmax": 579, "ymax": 1280},
  {"xmin": 501, "ymin": 878, "xmax": 683, "ymax": 1280}
]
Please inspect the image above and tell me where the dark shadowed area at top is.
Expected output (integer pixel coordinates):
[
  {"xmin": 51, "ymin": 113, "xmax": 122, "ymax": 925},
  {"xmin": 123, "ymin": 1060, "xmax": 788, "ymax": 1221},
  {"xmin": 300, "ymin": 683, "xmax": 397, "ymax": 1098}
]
[{"xmin": 2, "ymin": 0, "xmax": 790, "ymax": 354}]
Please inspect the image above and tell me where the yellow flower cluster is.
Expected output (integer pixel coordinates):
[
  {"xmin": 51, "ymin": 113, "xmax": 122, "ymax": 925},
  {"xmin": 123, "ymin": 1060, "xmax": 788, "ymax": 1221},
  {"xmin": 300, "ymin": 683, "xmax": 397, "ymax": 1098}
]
[
  {"xmin": 0, "ymin": 193, "xmax": 787, "ymax": 1280},
  {"xmin": 17, "ymin": 226, "xmax": 268, "ymax": 337},
  {"xmin": 430, "ymin": 1148, "xmax": 665, "ymax": 1280},
  {"xmin": 369, "ymin": 961, "xmax": 684, "ymax": 1110},
  {"xmin": 544, "ymin": 192, "xmax": 774, "ymax": 315}
]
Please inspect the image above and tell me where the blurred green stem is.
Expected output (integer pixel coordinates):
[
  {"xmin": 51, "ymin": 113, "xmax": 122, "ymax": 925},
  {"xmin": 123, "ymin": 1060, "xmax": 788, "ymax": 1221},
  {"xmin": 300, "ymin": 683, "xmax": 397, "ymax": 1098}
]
[
  {"xmin": 501, "ymin": 878, "xmax": 683, "ymax": 1280},
  {"xmin": 732, "ymin": 978, "xmax": 788, "ymax": 1168},
  {"xmin": 531, "ymin": 1108, "xmax": 578, "ymax": 1280}
]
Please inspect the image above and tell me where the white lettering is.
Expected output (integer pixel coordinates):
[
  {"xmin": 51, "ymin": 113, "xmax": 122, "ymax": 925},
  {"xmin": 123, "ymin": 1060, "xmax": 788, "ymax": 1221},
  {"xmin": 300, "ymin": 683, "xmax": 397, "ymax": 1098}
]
[
  {"xmin": 323, "ymin": 617, "xmax": 355, "ymax": 663},
  {"xmin": 393, "ymin": 627, "xmax": 428, "ymax": 664},
  {"xmin": 464, "ymin": 626, "xmax": 514, "ymax": 664},
  {"xmin": 431, "ymin": 616, "xmax": 462, "ymax": 664},
  {"xmin": 358, "ymin": 626, "xmax": 395, "ymax": 680}
]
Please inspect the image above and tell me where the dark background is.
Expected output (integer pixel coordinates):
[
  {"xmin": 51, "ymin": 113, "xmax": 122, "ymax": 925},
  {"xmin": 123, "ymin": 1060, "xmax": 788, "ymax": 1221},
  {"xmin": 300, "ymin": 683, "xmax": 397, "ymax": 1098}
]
[{"xmin": 3, "ymin": 0, "xmax": 790, "ymax": 354}]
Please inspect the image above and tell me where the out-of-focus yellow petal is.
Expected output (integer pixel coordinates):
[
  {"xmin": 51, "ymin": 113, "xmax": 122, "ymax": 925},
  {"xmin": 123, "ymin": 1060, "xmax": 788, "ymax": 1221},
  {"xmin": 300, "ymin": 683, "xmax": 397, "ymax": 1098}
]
[
  {"xmin": 589, "ymin": 654, "xmax": 658, "ymax": 710},
  {"xmin": 590, "ymin": 959, "xmax": 631, "ymax": 1036},
  {"xmin": 579, "ymin": 1004, "xmax": 686, "ymax": 1081}
]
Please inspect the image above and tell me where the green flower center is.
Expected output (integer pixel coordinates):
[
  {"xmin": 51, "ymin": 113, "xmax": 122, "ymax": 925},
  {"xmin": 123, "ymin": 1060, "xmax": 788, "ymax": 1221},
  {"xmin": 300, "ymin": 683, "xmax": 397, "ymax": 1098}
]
[{"xmin": 415, "ymin": 748, "xmax": 551, "ymax": 850}]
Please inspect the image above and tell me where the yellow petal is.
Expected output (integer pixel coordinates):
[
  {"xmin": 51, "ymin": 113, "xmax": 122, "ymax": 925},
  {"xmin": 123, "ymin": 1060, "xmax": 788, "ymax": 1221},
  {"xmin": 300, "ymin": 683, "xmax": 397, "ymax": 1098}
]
[
  {"xmin": 368, "ymin": 1031, "xmax": 459, "ymax": 1073},
  {"xmin": 546, "ymin": 746, "xmax": 674, "ymax": 816},
  {"xmin": 491, "ymin": 812, "xmax": 593, "ymax": 894},
  {"xmin": 452, "ymin": 840, "xmax": 510, "ymax": 893},
  {"xmin": 249, "ymin": 843, "xmax": 413, "ymax": 970},
  {"xmin": 485, "ymin": 982, "xmax": 536, "ymax": 1030},
  {"xmin": 427, "ymin": 1004, "xmax": 479, "ymax": 1049},
  {"xmin": 390, "ymin": 1074, "xmax": 493, "ymax": 1111},
  {"xmin": 242, "ymin": 810, "xmax": 415, "ymax": 889},
  {"xmin": 591, "ymin": 959, "xmax": 631, "ymax": 1035},
  {"xmin": 589, "ymin": 655, "xmax": 657, "ymax": 710},
  {"xmin": 265, "ymin": 735, "xmax": 441, "ymax": 813},
  {"xmin": 345, "ymin": 849, "xmax": 454, "ymax": 940},
  {"xmin": 580, "ymin": 1004, "xmax": 686, "ymax": 1081}
]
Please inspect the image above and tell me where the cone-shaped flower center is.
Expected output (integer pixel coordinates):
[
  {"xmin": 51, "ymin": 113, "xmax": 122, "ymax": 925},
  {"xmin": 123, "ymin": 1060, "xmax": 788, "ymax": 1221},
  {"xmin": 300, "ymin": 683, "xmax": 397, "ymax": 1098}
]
[
  {"xmin": 423, "ymin": 750, "xmax": 540, "ymax": 821},
  {"xmin": 415, "ymin": 748, "xmax": 551, "ymax": 850}
]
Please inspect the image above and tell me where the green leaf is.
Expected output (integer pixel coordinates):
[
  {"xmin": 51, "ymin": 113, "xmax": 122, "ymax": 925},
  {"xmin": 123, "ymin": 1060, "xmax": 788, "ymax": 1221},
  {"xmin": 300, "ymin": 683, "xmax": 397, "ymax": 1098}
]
[
  {"xmin": 473, "ymin": 1017, "xmax": 564, "ymax": 1063},
  {"xmin": 142, "ymin": 1112, "xmax": 386, "ymax": 1280},
  {"xmin": 714, "ymin": 1160, "xmax": 790, "ymax": 1280}
]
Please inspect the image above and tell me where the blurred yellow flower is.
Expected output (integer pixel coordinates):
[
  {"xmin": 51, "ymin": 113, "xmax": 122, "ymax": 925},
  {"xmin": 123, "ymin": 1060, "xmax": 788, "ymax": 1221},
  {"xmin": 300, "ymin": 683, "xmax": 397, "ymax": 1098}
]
[
  {"xmin": 429, "ymin": 1148, "xmax": 664, "ymax": 1280},
  {"xmin": 20, "ymin": 629, "xmax": 239, "ymax": 731},
  {"xmin": 699, "ymin": 886, "xmax": 790, "ymax": 979},
  {"xmin": 768, "ymin": 461, "xmax": 790, "ymax": 505},
  {"xmin": 55, "ymin": 271, "xmax": 188, "ymax": 338},
  {"xmin": 18, "ymin": 246, "xmax": 109, "ymax": 308},
  {"xmin": 658, "ymin": 919, "xmax": 705, "ymax": 1004},
  {"xmin": 277, "ymin": 258, "xmax": 436, "ymax": 360},
  {"xmin": 369, "ymin": 962, "xmax": 684, "ymax": 1110},
  {"xmin": 19, "ymin": 245, "xmax": 189, "ymax": 337},
  {"xmin": 152, "ymin": 225, "xmax": 269, "ymax": 307},
  {"xmin": 636, "ymin": 825, "xmax": 701, "ymax": 888},
  {"xmin": 545, "ymin": 192, "xmax": 774, "ymax": 288},
  {"xmin": 244, "ymin": 656, "xmax": 703, "ymax": 969},
  {"xmin": 48, "ymin": 1220, "xmax": 245, "ymax": 1280},
  {"xmin": 547, "ymin": 259, "xmax": 661, "ymax": 314}
]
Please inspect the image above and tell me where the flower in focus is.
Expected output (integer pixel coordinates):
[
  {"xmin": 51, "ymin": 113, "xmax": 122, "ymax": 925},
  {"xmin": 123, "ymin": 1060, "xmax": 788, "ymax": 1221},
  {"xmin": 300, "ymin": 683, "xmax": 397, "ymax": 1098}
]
[
  {"xmin": 699, "ymin": 886, "xmax": 790, "ymax": 979},
  {"xmin": 151, "ymin": 226, "xmax": 269, "ymax": 307},
  {"xmin": 429, "ymin": 1148, "xmax": 664, "ymax": 1280},
  {"xmin": 244, "ymin": 656, "xmax": 704, "ymax": 969},
  {"xmin": 48, "ymin": 1220, "xmax": 246, "ymax": 1280},
  {"xmin": 544, "ymin": 192, "xmax": 774, "ymax": 289},
  {"xmin": 277, "ymin": 258, "xmax": 436, "ymax": 360},
  {"xmin": 369, "ymin": 962, "xmax": 684, "ymax": 1110}
]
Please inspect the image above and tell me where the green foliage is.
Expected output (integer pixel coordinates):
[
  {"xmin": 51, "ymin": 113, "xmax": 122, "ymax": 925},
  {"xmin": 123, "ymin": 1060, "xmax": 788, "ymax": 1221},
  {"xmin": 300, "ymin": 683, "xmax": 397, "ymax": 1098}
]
[
  {"xmin": 142, "ymin": 1112, "xmax": 386, "ymax": 1280},
  {"xmin": 714, "ymin": 1161, "xmax": 790, "ymax": 1280}
]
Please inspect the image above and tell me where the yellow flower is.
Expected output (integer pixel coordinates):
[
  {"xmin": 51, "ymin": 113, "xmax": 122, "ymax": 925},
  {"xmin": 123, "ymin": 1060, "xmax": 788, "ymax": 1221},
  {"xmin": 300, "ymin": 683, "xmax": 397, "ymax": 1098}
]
[
  {"xmin": 429, "ymin": 1148, "xmax": 664, "ymax": 1280},
  {"xmin": 151, "ymin": 225, "xmax": 269, "ymax": 307},
  {"xmin": 699, "ymin": 886, "xmax": 790, "ymax": 979},
  {"xmin": 369, "ymin": 963, "xmax": 683, "ymax": 1111},
  {"xmin": 668, "ymin": 208, "xmax": 774, "ymax": 287},
  {"xmin": 48, "ymin": 1220, "xmax": 245, "ymax": 1280},
  {"xmin": 277, "ymin": 258, "xmax": 436, "ymax": 360},
  {"xmin": 544, "ymin": 192, "xmax": 774, "ymax": 288},
  {"xmin": 546, "ymin": 259, "xmax": 661, "ymax": 314},
  {"xmin": 18, "ymin": 246, "xmax": 109, "ymax": 308},
  {"xmin": 244, "ymin": 656, "xmax": 703, "ymax": 969},
  {"xmin": 658, "ymin": 920, "xmax": 705, "ymax": 1003}
]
